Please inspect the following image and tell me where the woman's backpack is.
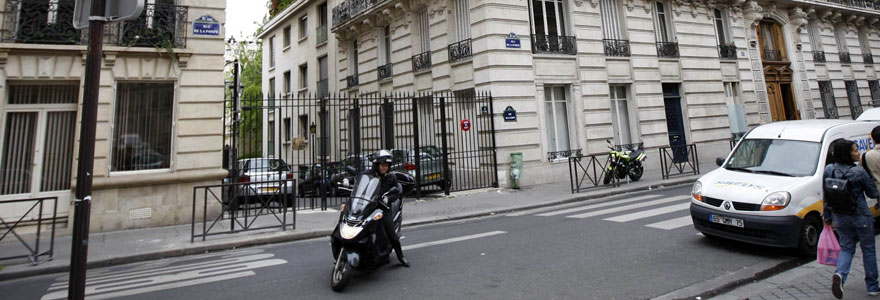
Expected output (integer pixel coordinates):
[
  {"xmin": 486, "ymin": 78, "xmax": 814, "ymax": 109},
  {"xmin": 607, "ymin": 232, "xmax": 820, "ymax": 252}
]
[{"xmin": 824, "ymin": 166, "xmax": 859, "ymax": 215}]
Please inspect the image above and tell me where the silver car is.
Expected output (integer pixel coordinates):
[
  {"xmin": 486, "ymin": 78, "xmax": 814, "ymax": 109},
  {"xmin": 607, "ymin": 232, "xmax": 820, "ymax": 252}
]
[
  {"xmin": 391, "ymin": 146, "xmax": 449, "ymax": 189},
  {"xmin": 228, "ymin": 158, "xmax": 295, "ymax": 206}
]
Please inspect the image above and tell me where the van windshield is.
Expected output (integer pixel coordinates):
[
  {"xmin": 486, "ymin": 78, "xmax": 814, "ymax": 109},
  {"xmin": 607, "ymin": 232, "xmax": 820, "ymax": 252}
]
[{"xmin": 725, "ymin": 139, "xmax": 821, "ymax": 177}]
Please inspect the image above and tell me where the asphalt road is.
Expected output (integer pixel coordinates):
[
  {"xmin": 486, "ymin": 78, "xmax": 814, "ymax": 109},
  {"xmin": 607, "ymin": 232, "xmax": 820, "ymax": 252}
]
[{"xmin": 0, "ymin": 185, "xmax": 802, "ymax": 300}]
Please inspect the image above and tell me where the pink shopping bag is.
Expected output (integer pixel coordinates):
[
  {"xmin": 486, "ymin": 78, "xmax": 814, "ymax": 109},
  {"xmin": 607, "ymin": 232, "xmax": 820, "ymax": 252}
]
[{"xmin": 817, "ymin": 224, "xmax": 840, "ymax": 266}]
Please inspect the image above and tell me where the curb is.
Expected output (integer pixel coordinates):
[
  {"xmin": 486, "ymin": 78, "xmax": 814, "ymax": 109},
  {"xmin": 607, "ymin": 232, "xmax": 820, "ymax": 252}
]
[{"xmin": 0, "ymin": 176, "xmax": 698, "ymax": 281}]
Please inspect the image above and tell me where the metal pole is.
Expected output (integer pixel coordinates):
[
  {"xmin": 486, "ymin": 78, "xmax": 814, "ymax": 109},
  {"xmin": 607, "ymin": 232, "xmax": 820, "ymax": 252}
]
[
  {"xmin": 69, "ymin": 0, "xmax": 107, "ymax": 298},
  {"xmin": 438, "ymin": 96, "xmax": 450, "ymax": 195},
  {"xmin": 411, "ymin": 96, "xmax": 422, "ymax": 198},
  {"xmin": 488, "ymin": 93, "xmax": 499, "ymax": 188}
]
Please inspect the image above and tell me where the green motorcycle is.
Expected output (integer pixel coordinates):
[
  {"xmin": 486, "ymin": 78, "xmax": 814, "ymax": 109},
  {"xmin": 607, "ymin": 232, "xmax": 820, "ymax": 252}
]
[{"xmin": 603, "ymin": 140, "xmax": 647, "ymax": 185}]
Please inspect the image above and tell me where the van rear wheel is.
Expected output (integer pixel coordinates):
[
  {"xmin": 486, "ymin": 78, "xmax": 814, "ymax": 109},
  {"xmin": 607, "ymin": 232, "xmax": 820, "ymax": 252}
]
[{"xmin": 796, "ymin": 215, "xmax": 822, "ymax": 258}]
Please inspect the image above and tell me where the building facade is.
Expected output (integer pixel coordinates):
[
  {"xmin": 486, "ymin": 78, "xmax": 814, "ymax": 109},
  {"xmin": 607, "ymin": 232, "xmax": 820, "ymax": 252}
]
[
  {"xmin": 0, "ymin": 0, "xmax": 228, "ymax": 232},
  {"xmin": 260, "ymin": 0, "xmax": 880, "ymax": 188}
]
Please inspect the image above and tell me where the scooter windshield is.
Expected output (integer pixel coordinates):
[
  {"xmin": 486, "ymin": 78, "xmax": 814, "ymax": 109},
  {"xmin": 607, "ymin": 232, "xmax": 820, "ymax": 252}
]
[{"xmin": 349, "ymin": 175, "xmax": 381, "ymax": 216}]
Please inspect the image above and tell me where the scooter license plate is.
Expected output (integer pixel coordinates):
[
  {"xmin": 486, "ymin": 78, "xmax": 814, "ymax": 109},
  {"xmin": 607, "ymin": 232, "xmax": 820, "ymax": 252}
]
[{"xmin": 709, "ymin": 214, "xmax": 744, "ymax": 228}]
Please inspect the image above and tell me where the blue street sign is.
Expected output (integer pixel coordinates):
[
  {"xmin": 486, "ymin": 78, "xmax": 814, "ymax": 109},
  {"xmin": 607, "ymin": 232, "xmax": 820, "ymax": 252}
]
[
  {"xmin": 504, "ymin": 106, "xmax": 517, "ymax": 122},
  {"xmin": 193, "ymin": 15, "xmax": 221, "ymax": 36},
  {"xmin": 505, "ymin": 33, "xmax": 521, "ymax": 49}
]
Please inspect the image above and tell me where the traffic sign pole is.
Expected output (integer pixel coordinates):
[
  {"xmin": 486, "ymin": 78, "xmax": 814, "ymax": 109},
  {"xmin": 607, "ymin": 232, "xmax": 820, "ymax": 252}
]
[{"xmin": 69, "ymin": 0, "xmax": 106, "ymax": 298}]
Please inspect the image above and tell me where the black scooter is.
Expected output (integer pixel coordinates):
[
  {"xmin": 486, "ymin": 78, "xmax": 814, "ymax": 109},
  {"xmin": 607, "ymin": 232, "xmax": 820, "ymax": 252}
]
[{"xmin": 329, "ymin": 168, "xmax": 411, "ymax": 292}]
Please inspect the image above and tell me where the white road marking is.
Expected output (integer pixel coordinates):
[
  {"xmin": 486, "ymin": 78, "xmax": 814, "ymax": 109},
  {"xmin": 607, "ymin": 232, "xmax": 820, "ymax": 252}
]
[
  {"xmin": 646, "ymin": 216, "xmax": 695, "ymax": 230},
  {"xmin": 603, "ymin": 202, "xmax": 691, "ymax": 223},
  {"xmin": 534, "ymin": 195, "xmax": 663, "ymax": 217},
  {"xmin": 42, "ymin": 272, "xmax": 255, "ymax": 300},
  {"xmin": 566, "ymin": 197, "xmax": 690, "ymax": 219},
  {"xmin": 402, "ymin": 231, "xmax": 507, "ymax": 251}
]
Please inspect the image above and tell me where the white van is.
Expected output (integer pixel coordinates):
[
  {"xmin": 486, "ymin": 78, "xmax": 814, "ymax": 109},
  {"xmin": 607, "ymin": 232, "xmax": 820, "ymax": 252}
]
[
  {"xmin": 857, "ymin": 107, "xmax": 880, "ymax": 122},
  {"xmin": 690, "ymin": 120, "xmax": 879, "ymax": 256}
]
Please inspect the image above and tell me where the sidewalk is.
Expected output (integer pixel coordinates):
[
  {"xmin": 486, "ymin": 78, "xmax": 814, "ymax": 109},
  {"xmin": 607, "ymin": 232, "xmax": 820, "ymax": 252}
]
[
  {"xmin": 714, "ymin": 235, "xmax": 880, "ymax": 300},
  {"xmin": 0, "ymin": 163, "xmax": 713, "ymax": 280}
]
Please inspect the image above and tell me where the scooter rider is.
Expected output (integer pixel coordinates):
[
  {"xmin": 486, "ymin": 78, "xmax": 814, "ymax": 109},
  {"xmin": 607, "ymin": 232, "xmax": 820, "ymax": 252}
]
[{"xmin": 360, "ymin": 150, "xmax": 410, "ymax": 267}]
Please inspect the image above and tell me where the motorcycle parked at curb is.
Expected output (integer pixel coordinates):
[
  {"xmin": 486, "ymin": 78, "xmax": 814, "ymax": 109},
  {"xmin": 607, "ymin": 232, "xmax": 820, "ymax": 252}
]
[
  {"xmin": 603, "ymin": 140, "xmax": 647, "ymax": 185},
  {"xmin": 329, "ymin": 167, "xmax": 412, "ymax": 292}
]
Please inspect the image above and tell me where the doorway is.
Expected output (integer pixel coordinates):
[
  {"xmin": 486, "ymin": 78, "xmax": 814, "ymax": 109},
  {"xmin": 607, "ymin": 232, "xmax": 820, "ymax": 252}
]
[{"xmin": 662, "ymin": 83, "xmax": 688, "ymax": 163}]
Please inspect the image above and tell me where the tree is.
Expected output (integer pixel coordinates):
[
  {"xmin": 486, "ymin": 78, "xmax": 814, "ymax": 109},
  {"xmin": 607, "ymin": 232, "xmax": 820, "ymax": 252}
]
[{"xmin": 226, "ymin": 16, "xmax": 269, "ymax": 159}]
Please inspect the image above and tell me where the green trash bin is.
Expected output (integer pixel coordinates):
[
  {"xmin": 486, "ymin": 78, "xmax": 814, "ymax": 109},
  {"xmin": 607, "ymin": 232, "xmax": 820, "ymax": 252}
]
[{"xmin": 510, "ymin": 153, "xmax": 523, "ymax": 189}]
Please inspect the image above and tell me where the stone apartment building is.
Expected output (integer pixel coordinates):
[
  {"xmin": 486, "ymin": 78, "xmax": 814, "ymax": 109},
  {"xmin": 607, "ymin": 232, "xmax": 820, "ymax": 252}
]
[
  {"xmin": 260, "ymin": 0, "xmax": 880, "ymax": 188},
  {"xmin": 0, "ymin": 0, "xmax": 228, "ymax": 232}
]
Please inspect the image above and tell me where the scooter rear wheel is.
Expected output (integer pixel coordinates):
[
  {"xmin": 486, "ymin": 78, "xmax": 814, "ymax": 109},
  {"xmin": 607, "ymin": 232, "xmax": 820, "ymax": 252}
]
[
  {"xmin": 330, "ymin": 257, "xmax": 353, "ymax": 292},
  {"xmin": 628, "ymin": 166, "xmax": 644, "ymax": 182}
]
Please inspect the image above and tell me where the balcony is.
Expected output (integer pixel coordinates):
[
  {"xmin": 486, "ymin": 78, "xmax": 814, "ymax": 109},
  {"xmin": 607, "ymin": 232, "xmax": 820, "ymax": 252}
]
[
  {"xmin": 0, "ymin": 0, "xmax": 188, "ymax": 48},
  {"xmin": 840, "ymin": 52, "xmax": 852, "ymax": 64},
  {"xmin": 378, "ymin": 63, "xmax": 392, "ymax": 80},
  {"xmin": 531, "ymin": 34, "xmax": 576, "ymax": 55},
  {"xmin": 865, "ymin": 53, "xmax": 875, "ymax": 64},
  {"xmin": 656, "ymin": 42, "xmax": 679, "ymax": 58},
  {"xmin": 317, "ymin": 79, "xmax": 329, "ymax": 98},
  {"xmin": 603, "ymin": 39, "xmax": 630, "ymax": 57},
  {"xmin": 448, "ymin": 39, "xmax": 472, "ymax": 62},
  {"xmin": 316, "ymin": 24, "xmax": 328, "ymax": 44},
  {"xmin": 820, "ymin": 0, "xmax": 880, "ymax": 10},
  {"xmin": 412, "ymin": 51, "xmax": 431, "ymax": 72},
  {"xmin": 332, "ymin": 0, "xmax": 380, "ymax": 28},
  {"xmin": 813, "ymin": 51, "xmax": 827, "ymax": 63},
  {"xmin": 718, "ymin": 45, "xmax": 737, "ymax": 60},
  {"xmin": 763, "ymin": 50, "xmax": 784, "ymax": 62},
  {"xmin": 346, "ymin": 74, "xmax": 359, "ymax": 88}
]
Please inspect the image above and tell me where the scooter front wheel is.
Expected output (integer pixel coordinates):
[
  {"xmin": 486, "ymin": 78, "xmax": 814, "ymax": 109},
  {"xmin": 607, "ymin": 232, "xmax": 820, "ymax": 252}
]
[{"xmin": 330, "ymin": 254, "xmax": 353, "ymax": 292}]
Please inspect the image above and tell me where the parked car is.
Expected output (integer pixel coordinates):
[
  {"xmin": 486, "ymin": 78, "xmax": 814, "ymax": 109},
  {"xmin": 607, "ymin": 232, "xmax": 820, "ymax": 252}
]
[
  {"xmin": 226, "ymin": 158, "xmax": 294, "ymax": 207},
  {"xmin": 298, "ymin": 163, "xmax": 339, "ymax": 197},
  {"xmin": 391, "ymin": 146, "xmax": 450, "ymax": 190}
]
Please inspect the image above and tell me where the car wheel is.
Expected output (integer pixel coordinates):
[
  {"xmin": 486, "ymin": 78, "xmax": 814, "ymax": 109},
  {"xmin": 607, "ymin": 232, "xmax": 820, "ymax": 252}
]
[{"xmin": 796, "ymin": 214, "xmax": 822, "ymax": 257}]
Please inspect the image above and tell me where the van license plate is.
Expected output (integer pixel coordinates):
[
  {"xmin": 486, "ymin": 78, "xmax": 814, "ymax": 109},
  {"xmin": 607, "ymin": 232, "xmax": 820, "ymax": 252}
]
[{"xmin": 710, "ymin": 215, "xmax": 744, "ymax": 228}]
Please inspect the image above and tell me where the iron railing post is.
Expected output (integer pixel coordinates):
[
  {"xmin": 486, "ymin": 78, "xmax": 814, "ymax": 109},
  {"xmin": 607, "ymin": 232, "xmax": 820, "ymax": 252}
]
[
  {"xmin": 439, "ymin": 96, "xmax": 450, "ymax": 195},
  {"xmin": 412, "ymin": 95, "xmax": 422, "ymax": 198},
  {"xmin": 320, "ymin": 98, "xmax": 329, "ymax": 210},
  {"xmin": 488, "ymin": 93, "xmax": 499, "ymax": 188}
]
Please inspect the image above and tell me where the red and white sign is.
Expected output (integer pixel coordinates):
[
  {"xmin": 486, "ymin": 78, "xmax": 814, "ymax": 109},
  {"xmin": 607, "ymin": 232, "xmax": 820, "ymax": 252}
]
[{"xmin": 460, "ymin": 119, "xmax": 471, "ymax": 132}]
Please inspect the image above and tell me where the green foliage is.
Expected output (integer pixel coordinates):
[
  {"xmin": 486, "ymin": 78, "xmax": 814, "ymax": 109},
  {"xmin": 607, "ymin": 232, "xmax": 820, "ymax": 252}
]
[
  {"xmin": 226, "ymin": 16, "xmax": 269, "ymax": 159},
  {"xmin": 271, "ymin": 0, "xmax": 297, "ymax": 17}
]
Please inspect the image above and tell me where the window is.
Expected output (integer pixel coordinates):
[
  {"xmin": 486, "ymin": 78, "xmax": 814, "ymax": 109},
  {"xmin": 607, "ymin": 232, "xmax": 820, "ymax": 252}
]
[
  {"xmin": 350, "ymin": 40, "xmax": 359, "ymax": 76},
  {"xmin": 845, "ymin": 81, "xmax": 863, "ymax": 119},
  {"xmin": 713, "ymin": 9, "xmax": 730, "ymax": 45},
  {"xmin": 453, "ymin": 0, "xmax": 471, "ymax": 41},
  {"xmin": 299, "ymin": 64, "xmax": 308, "ymax": 89},
  {"xmin": 269, "ymin": 36, "xmax": 276, "ymax": 68},
  {"xmin": 268, "ymin": 77, "xmax": 275, "ymax": 108},
  {"xmin": 283, "ymin": 25, "xmax": 291, "ymax": 48},
  {"xmin": 299, "ymin": 115, "xmax": 309, "ymax": 139},
  {"xmin": 283, "ymin": 117, "xmax": 292, "ymax": 141},
  {"xmin": 283, "ymin": 71, "xmax": 291, "ymax": 96},
  {"xmin": 818, "ymin": 81, "xmax": 839, "ymax": 119},
  {"xmin": 724, "ymin": 82, "xmax": 746, "ymax": 134},
  {"xmin": 318, "ymin": 56, "xmax": 328, "ymax": 97},
  {"xmin": 808, "ymin": 20, "xmax": 823, "ymax": 53},
  {"xmin": 299, "ymin": 15, "xmax": 308, "ymax": 40},
  {"xmin": 317, "ymin": 3, "xmax": 328, "ymax": 43},
  {"xmin": 836, "ymin": 25, "xmax": 850, "ymax": 63},
  {"xmin": 380, "ymin": 26, "xmax": 391, "ymax": 65},
  {"xmin": 417, "ymin": 10, "xmax": 430, "ymax": 53},
  {"xmin": 757, "ymin": 21, "xmax": 786, "ymax": 61},
  {"xmin": 610, "ymin": 85, "xmax": 637, "ymax": 145},
  {"xmin": 544, "ymin": 86, "xmax": 571, "ymax": 157},
  {"xmin": 529, "ymin": 0, "xmax": 567, "ymax": 37},
  {"xmin": 859, "ymin": 30, "xmax": 873, "ymax": 62},
  {"xmin": 268, "ymin": 120, "xmax": 275, "ymax": 156},
  {"xmin": 870, "ymin": 80, "xmax": 880, "ymax": 107},
  {"xmin": 600, "ymin": 0, "xmax": 625, "ymax": 40},
  {"xmin": 653, "ymin": 1, "xmax": 674, "ymax": 43},
  {"xmin": 112, "ymin": 83, "xmax": 174, "ymax": 172}
]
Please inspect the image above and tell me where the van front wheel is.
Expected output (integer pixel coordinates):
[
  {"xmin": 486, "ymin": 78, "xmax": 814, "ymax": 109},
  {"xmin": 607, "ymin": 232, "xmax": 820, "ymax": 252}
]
[{"xmin": 796, "ymin": 215, "xmax": 822, "ymax": 258}]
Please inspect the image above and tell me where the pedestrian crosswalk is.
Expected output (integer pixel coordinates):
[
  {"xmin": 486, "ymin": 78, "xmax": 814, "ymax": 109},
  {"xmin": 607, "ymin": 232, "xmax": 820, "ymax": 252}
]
[{"xmin": 525, "ymin": 195, "xmax": 695, "ymax": 231}]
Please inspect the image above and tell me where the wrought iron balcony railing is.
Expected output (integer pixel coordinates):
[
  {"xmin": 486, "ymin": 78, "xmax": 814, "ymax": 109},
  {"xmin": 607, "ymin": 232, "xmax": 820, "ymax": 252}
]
[
  {"xmin": 332, "ymin": 0, "xmax": 379, "ymax": 28},
  {"xmin": 378, "ymin": 63, "xmax": 392, "ymax": 80},
  {"xmin": 813, "ymin": 51, "xmax": 827, "ymax": 63},
  {"xmin": 656, "ymin": 42, "xmax": 679, "ymax": 58},
  {"xmin": 317, "ymin": 79, "xmax": 329, "ymax": 98},
  {"xmin": 840, "ymin": 52, "xmax": 852, "ymax": 64},
  {"xmin": 531, "ymin": 34, "xmax": 576, "ymax": 55},
  {"xmin": 346, "ymin": 74, "xmax": 359, "ymax": 88},
  {"xmin": 448, "ymin": 39, "xmax": 472, "ymax": 62},
  {"xmin": 865, "ymin": 53, "xmax": 875, "ymax": 64},
  {"xmin": 316, "ymin": 24, "xmax": 328, "ymax": 44},
  {"xmin": 603, "ymin": 39, "xmax": 630, "ymax": 57},
  {"xmin": 763, "ymin": 50, "xmax": 783, "ymax": 62},
  {"xmin": 718, "ymin": 45, "xmax": 737, "ymax": 60},
  {"xmin": 822, "ymin": 0, "xmax": 880, "ymax": 10},
  {"xmin": 412, "ymin": 51, "xmax": 431, "ymax": 72},
  {"xmin": 0, "ymin": 0, "xmax": 188, "ymax": 48}
]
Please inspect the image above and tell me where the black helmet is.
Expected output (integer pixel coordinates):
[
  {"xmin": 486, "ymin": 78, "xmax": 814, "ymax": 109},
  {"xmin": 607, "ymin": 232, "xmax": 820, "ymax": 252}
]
[{"xmin": 372, "ymin": 150, "xmax": 393, "ymax": 173}]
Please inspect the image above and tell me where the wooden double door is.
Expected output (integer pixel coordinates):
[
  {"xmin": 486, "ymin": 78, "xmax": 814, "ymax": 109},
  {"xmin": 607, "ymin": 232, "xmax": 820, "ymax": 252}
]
[{"xmin": 764, "ymin": 65, "xmax": 800, "ymax": 121}]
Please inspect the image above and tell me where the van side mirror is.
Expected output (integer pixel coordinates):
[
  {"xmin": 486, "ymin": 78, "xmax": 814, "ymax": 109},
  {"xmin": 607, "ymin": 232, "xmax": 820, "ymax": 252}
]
[{"xmin": 716, "ymin": 157, "xmax": 725, "ymax": 167}]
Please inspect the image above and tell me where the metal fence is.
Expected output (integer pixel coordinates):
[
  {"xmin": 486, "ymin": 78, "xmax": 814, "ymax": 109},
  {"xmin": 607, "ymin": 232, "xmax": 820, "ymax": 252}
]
[
  {"xmin": 659, "ymin": 144, "xmax": 700, "ymax": 180},
  {"xmin": 568, "ymin": 153, "xmax": 617, "ymax": 193},
  {"xmin": 191, "ymin": 180, "xmax": 295, "ymax": 242},
  {"xmin": 224, "ymin": 91, "xmax": 498, "ymax": 211},
  {"xmin": 0, "ymin": 197, "xmax": 59, "ymax": 265}
]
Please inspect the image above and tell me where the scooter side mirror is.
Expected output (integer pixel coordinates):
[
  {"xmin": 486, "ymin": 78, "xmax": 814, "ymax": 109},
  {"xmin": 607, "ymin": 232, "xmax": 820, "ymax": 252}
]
[
  {"xmin": 716, "ymin": 157, "xmax": 725, "ymax": 167},
  {"xmin": 346, "ymin": 166, "xmax": 357, "ymax": 176}
]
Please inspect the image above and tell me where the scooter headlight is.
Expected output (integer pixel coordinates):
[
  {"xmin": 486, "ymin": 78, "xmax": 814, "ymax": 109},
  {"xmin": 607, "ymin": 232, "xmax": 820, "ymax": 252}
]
[
  {"xmin": 761, "ymin": 192, "xmax": 791, "ymax": 211},
  {"xmin": 340, "ymin": 223, "xmax": 363, "ymax": 240}
]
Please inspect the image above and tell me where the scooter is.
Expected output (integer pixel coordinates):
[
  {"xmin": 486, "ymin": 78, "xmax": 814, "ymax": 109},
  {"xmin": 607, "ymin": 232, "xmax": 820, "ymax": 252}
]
[
  {"xmin": 603, "ymin": 140, "xmax": 647, "ymax": 185},
  {"xmin": 329, "ymin": 168, "xmax": 410, "ymax": 292}
]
